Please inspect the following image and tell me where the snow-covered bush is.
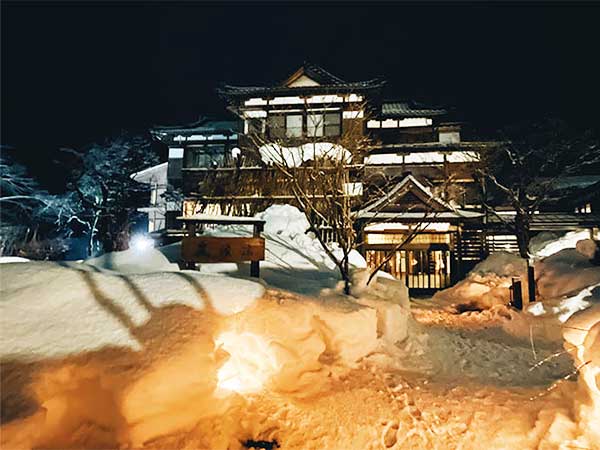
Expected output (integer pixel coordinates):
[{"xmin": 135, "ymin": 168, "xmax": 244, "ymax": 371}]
[{"xmin": 432, "ymin": 252, "xmax": 527, "ymax": 310}]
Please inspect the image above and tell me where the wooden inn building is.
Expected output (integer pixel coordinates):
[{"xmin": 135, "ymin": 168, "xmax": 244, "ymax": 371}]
[{"xmin": 149, "ymin": 63, "xmax": 600, "ymax": 293}]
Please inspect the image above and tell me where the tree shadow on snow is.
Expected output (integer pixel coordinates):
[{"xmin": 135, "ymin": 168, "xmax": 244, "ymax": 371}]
[{"xmin": 1, "ymin": 262, "xmax": 223, "ymax": 449}]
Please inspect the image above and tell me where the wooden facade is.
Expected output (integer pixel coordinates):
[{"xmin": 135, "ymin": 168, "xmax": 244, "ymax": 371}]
[{"xmin": 149, "ymin": 63, "xmax": 600, "ymax": 293}]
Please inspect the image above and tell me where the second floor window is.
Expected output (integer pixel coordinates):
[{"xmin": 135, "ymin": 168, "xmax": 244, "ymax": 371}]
[
  {"xmin": 307, "ymin": 112, "xmax": 341, "ymax": 137},
  {"xmin": 184, "ymin": 144, "xmax": 226, "ymax": 168},
  {"xmin": 267, "ymin": 111, "xmax": 342, "ymax": 139},
  {"xmin": 285, "ymin": 114, "xmax": 303, "ymax": 137}
]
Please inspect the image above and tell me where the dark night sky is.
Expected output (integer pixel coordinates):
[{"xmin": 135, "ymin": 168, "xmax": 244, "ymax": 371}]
[{"xmin": 2, "ymin": 2, "xmax": 600, "ymax": 155}]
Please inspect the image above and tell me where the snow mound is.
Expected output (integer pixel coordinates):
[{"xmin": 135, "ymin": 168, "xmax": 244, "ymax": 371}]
[
  {"xmin": 84, "ymin": 247, "xmax": 180, "ymax": 274},
  {"xmin": 531, "ymin": 230, "xmax": 592, "ymax": 259},
  {"xmin": 0, "ymin": 259, "xmax": 411, "ymax": 448},
  {"xmin": 255, "ymin": 204, "xmax": 310, "ymax": 238},
  {"xmin": 434, "ymin": 244, "xmax": 600, "ymax": 312},
  {"xmin": 562, "ymin": 304, "xmax": 600, "ymax": 447},
  {"xmin": 432, "ymin": 252, "xmax": 527, "ymax": 310},
  {"xmin": 0, "ymin": 261, "xmax": 264, "ymax": 360},
  {"xmin": 576, "ymin": 239, "xmax": 598, "ymax": 260},
  {"xmin": 164, "ymin": 204, "xmax": 374, "ymax": 296},
  {"xmin": 535, "ymin": 248, "xmax": 600, "ymax": 299},
  {"xmin": 0, "ymin": 256, "xmax": 30, "ymax": 264}
]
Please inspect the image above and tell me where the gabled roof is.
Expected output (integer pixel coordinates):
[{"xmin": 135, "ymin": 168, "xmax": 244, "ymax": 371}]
[
  {"xmin": 382, "ymin": 101, "xmax": 447, "ymax": 118},
  {"xmin": 355, "ymin": 174, "xmax": 479, "ymax": 220},
  {"xmin": 219, "ymin": 63, "xmax": 385, "ymax": 98},
  {"xmin": 282, "ymin": 62, "xmax": 346, "ymax": 87}
]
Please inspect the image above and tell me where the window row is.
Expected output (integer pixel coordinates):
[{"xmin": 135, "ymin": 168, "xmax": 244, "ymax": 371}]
[
  {"xmin": 250, "ymin": 112, "xmax": 342, "ymax": 139},
  {"xmin": 184, "ymin": 144, "xmax": 229, "ymax": 168}
]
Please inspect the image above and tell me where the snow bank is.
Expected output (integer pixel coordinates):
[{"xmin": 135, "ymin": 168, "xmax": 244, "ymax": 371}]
[
  {"xmin": 84, "ymin": 247, "xmax": 180, "ymax": 274},
  {"xmin": 161, "ymin": 204, "xmax": 376, "ymax": 296},
  {"xmin": 1, "ymin": 255, "xmax": 410, "ymax": 448},
  {"xmin": 0, "ymin": 256, "xmax": 30, "ymax": 264},
  {"xmin": 530, "ymin": 230, "xmax": 592, "ymax": 259},
  {"xmin": 435, "ymin": 242, "xmax": 600, "ymax": 312},
  {"xmin": 0, "ymin": 262, "xmax": 264, "ymax": 360},
  {"xmin": 562, "ymin": 304, "xmax": 600, "ymax": 447},
  {"xmin": 432, "ymin": 252, "xmax": 527, "ymax": 310},
  {"xmin": 535, "ymin": 248, "xmax": 600, "ymax": 299}
]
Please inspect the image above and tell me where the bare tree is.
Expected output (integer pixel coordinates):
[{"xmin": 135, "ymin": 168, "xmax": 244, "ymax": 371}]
[
  {"xmin": 0, "ymin": 154, "xmax": 80, "ymax": 256},
  {"xmin": 477, "ymin": 119, "xmax": 600, "ymax": 259},
  {"xmin": 62, "ymin": 133, "xmax": 160, "ymax": 255},
  {"xmin": 236, "ymin": 101, "xmax": 371, "ymax": 294}
]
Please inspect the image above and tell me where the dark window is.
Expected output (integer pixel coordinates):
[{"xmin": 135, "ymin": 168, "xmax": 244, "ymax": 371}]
[
  {"xmin": 324, "ymin": 113, "xmax": 341, "ymax": 137},
  {"xmin": 184, "ymin": 144, "xmax": 226, "ymax": 168},
  {"xmin": 268, "ymin": 115, "xmax": 285, "ymax": 139},
  {"xmin": 247, "ymin": 118, "xmax": 264, "ymax": 135}
]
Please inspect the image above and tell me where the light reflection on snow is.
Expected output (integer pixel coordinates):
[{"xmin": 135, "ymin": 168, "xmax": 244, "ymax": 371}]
[
  {"xmin": 553, "ymin": 283, "xmax": 598, "ymax": 323},
  {"xmin": 215, "ymin": 331, "xmax": 279, "ymax": 394}
]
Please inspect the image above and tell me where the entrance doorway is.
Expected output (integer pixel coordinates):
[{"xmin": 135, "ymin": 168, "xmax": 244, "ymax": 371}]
[{"xmin": 366, "ymin": 248, "xmax": 452, "ymax": 290}]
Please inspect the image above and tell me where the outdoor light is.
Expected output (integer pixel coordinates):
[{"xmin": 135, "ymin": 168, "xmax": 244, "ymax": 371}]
[
  {"xmin": 130, "ymin": 234, "xmax": 154, "ymax": 252},
  {"xmin": 215, "ymin": 331, "xmax": 279, "ymax": 395}
]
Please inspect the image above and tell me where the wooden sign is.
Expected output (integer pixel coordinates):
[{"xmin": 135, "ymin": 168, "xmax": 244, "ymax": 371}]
[{"xmin": 181, "ymin": 236, "xmax": 265, "ymax": 263}]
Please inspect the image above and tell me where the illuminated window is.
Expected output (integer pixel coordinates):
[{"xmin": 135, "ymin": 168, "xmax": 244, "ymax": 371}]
[{"xmin": 285, "ymin": 114, "xmax": 303, "ymax": 137}]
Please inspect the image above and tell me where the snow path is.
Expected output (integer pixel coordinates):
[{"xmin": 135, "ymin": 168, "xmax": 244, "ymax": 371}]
[
  {"xmin": 142, "ymin": 302, "xmax": 578, "ymax": 450},
  {"xmin": 143, "ymin": 368, "xmax": 574, "ymax": 450},
  {"xmin": 409, "ymin": 302, "xmax": 573, "ymax": 387}
]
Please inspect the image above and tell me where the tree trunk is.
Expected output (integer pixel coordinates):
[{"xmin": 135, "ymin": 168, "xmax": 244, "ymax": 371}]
[
  {"xmin": 342, "ymin": 255, "xmax": 350, "ymax": 295},
  {"xmin": 514, "ymin": 211, "xmax": 530, "ymax": 259}
]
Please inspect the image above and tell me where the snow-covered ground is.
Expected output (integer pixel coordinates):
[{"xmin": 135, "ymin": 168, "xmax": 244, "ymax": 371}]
[{"xmin": 1, "ymin": 207, "xmax": 599, "ymax": 449}]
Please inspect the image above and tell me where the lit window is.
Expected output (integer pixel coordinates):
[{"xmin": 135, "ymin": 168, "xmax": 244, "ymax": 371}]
[
  {"xmin": 150, "ymin": 183, "xmax": 158, "ymax": 205},
  {"xmin": 307, "ymin": 113, "xmax": 324, "ymax": 137},
  {"xmin": 286, "ymin": 114, "xmax": 303, "ymax": 137}
]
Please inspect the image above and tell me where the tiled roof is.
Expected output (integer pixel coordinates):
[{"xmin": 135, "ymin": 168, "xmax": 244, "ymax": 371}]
[
  {"xmin": 293, "ymin": 62, "xmax": 346, "ymax": 85},
  {"xmin": 382, "ymin": 101, "xmax": 447, "ymax": 118},
  {"xmin": 219, "ymin": 63, "xmax": 385, "ymax": 98},
  {"xmin": 151, "ymin": 117, "xmax": 238, "ymax": 135}
]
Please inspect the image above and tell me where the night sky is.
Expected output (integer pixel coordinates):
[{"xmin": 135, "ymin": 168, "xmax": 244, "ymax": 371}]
[{"xmin": 3, "ymin": 2, "xmax": 600, "ymax": 155}]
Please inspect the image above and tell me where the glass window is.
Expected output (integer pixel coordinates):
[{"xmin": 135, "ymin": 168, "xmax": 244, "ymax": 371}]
[
  {"xmin": 184, "ymin": 145, "xmax": 225, "ymax": 168},
  {"xmin": 268, "ymin": 115, "xmax": 285, "ymax": 139},
  {"xmin": 286, "ymin": 114, "xmax": 303, "ymax": 137},
  {"xmin": 324, "ymin": 113, "xmax": 341, "ymax": 137},
  {"xmin": 307, "ymin": 113, "xmax": 324, "ymax": 137},
  {"xmin": 247, "ymin": 118, "xmax": 264, "ymax": 135}
]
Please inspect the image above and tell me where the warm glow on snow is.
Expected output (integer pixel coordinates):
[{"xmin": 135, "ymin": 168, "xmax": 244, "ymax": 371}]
[{"xmin": 215, "ymin": 331, "xmax": 279, "ymax": 394}]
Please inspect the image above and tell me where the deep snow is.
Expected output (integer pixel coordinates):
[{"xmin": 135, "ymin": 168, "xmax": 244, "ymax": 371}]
[{"xmin": 1, "ymin": 206, "xmax": 599, "ymax": 449}]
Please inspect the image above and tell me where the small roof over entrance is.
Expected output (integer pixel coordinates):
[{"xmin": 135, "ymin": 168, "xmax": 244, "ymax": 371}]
[{"xmin": 354, "ymin": 174, "xmax": 482, "ymax": 221}]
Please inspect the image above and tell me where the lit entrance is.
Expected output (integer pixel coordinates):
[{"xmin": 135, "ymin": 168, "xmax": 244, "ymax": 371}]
[
  {"xmin": 366, "ymin": 248, "xmax": 452, "ymax": 290},
  {"xmin": 363, "ymin": 222, "xmax": 455, "ymax": 291}
]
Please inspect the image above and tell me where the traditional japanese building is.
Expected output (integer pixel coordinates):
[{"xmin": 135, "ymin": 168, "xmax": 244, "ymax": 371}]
[
  {"xmin": 150, "ymin": 117, "xmax": 240, "ymax": 228},
  {"xmin": 148, "ymin": 63, "xmax": 600, "ymax": 293}
]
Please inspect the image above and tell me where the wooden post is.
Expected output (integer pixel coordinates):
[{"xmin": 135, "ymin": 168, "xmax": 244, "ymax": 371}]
[
  {"xmin": 527, "ymin": 261, "xmax": 536, "ymax": 303},
  {"xmin": 250, "ymin": 222, "xmax": 264, "ymax": 278},
  {"xmin": 511, "ymin": 277, "xmax": 523, "ymax": 310}
]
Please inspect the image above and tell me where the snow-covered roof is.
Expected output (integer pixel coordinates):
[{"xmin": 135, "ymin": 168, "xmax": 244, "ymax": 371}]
[
  {"xmin": 355, "ymin": 211, "xmax": 483, "ymax": 220},
  {"xmin": 151, "ymin": 117, "xmax": 239, "ymax": 141},
  {"xmin": 381, "ymin": 101, "xmax": 447, "ymax": 118},
  {"xmin": 258, "ymin": 142, "xmax": 352, "ymax": 168},
  {"xmin": 177, "ymin": 214, "xmax": 265, "ymax": 225},
  {"xmin": 130, "ymin": 162, "xmax": 168, "ymax": 184},
  {"xmin": 358, "ymin": 175, "xmax": 446, "ymax": 212}
]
